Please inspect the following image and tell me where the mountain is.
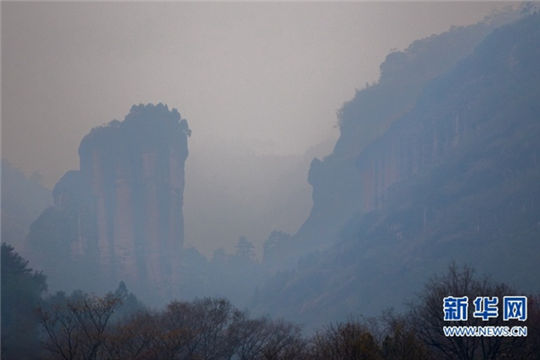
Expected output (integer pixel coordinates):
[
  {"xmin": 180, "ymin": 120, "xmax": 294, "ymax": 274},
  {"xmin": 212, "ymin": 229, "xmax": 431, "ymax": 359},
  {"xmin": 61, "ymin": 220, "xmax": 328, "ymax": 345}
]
[
  {"xmin": 25, "ymin": 103, "xmax": 190, "ymax": 297},
  {"xmin": 1, "ymin": 161, "xmax": 51, "ymax": 250},
  {"xmin": 262, "ymin": 13, "xmax": 519, "ymax": 272},
  {"xmin": 256, "ymin": 12, "xmax": 540, "ymax": 329}
]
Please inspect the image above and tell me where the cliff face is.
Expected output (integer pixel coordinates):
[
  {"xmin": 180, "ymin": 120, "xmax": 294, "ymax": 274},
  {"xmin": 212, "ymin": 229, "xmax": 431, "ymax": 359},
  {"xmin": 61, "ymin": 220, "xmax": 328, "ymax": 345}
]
[
  {"xmin": 263, "ymin": 15, "xmax": 513, "ymax": 270},
  {"xmin": 28, "ymin": 104, "xmax": 190, "ymax": 296},
  {"xmin": 258, "ymin": 12, "xmax": 540, "ymax": 328},
  {"xmin": 295, "ymin": 18, "xmax": 502, "ymax": 254}
]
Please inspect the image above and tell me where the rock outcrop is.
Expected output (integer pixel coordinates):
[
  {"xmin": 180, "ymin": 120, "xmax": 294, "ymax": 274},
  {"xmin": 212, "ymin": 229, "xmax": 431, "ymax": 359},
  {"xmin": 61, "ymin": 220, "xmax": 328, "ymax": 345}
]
[
  {"xmin": 27, "ymin": 103, "xmax": 190, "ymax": 297},
  {"xmin": 258, "ymin": 11, "xmax": 540, "ymax": 328},
  {"xmin": 298, "ymin": 16, "xmax": 511, "ymax": 253}
]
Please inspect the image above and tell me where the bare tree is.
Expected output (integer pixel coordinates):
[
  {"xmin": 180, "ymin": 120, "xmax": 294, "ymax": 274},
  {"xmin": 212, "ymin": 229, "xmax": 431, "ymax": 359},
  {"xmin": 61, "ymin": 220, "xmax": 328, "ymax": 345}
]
[
  {"xmin": 38, "ymin": 292, "xmax": 122, "ymax": 360},
  {"xmin": 38, "ymin": 295, "xmax": 307, "ymax": 360},
  {"xmin": 38, "ymin": 302, "xmax": 83, "ymax": 360},
  {"xmin": 259, "ymin": 319, "xmax": 306, "ymax": 360},
  {"xmin": 103, "ymin": 311, "xmax": 161, "ymax": 360},
  {"xmin": 409, "ymin": 263, "xmax": 528, "ymax": 360},
  {"xmin": 380, "ymin": 311, "xmax": 431, "ymax": 360},
  {"xmin": 309, "ymin": 321, "xmax": 383, "ymax": 360},
  {"xmin": 229, "ymin": 315, "xmax": 306, "ymax": 360}
]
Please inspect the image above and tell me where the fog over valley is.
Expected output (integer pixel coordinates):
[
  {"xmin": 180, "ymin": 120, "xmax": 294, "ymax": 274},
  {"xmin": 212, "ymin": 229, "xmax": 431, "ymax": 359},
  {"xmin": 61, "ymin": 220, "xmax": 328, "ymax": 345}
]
[
  {"xmin": 2, "ymin": 2, "xmax": 540, "ymax": 359},
  {"xmin": 2, "ymin": 1, "xmax": 511, "ymax": 255}
]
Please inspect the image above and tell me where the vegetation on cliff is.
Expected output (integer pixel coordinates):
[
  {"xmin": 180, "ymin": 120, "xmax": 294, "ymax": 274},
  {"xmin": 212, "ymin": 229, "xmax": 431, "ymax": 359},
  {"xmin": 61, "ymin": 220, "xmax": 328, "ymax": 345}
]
[{"xmin": 257, "ymin": 12, "xmax": 540, "ymax": 327}]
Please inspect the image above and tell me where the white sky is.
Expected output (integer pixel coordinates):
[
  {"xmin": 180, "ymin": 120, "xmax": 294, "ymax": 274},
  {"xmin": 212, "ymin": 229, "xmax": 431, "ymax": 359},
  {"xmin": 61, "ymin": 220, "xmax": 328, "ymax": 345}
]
[
  {"xmin": 2, "ymin": 1, "xmax": 511, "ymax": 187},
  {"xmin": 2, "ymin": 2, "xmax": 514, "ymax": 255}
]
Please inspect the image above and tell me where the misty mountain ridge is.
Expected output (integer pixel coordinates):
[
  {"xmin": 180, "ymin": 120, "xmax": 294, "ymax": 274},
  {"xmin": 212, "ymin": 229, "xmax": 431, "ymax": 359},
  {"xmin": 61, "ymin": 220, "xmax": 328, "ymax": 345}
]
[
  {"xmin": 5, "ymin": 7, "xmax": 539, "ymax": 332},
  {"xmin": 298, "ymin": 9, "xmax": 523, "ymax": 255},
  {"xmin": 254, "ymin": 12, "xmax": 540, "ymax": 328},
  {"xmin": 259, "ymin": 8, "xmax": 524, "ymax": 272}
]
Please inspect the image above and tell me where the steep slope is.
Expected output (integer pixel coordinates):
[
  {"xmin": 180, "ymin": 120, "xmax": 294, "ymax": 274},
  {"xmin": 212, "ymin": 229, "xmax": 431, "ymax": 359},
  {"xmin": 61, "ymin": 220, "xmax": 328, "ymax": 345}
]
[
  {"xmin": 299, "ymin": 16, "xmax": 515, "ymax": 252},
  {"xmin": 257, "ymin": 12, "xmax": 540, "ymax": 328},
  {"xmin": 263, "ymin": 13, "xmax": 522, "ymax": 273},
  {"xmin": 26, "ymin": 104, "xmax": 190, "ymax": 297}
]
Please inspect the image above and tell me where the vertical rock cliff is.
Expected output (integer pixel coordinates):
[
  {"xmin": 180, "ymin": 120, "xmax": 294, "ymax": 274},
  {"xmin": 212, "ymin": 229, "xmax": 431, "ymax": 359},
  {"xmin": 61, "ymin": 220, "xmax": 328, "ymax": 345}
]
[
  {"xmin": 294, "ymin": 13, "xmax": 519, "ymax": 254},
  {"xmin": 257, "ymin": 11, "xmax": 540, "ymax": 328},
  {"xmin": 27, "ymin": 103, "xmax": 190, "ymax": 297}
]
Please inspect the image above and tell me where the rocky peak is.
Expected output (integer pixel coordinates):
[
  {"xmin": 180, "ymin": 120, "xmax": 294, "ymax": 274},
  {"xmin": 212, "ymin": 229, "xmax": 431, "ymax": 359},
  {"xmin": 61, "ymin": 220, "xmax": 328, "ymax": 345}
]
[{"xmin": 28, "ymin": 103, "xmax": 190, "ymax": 298}]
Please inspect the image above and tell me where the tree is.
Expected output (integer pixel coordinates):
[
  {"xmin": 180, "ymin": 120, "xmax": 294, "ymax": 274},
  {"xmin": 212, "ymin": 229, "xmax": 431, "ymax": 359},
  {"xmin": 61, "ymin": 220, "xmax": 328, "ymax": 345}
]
[
  {"xmin": 380, "ymin": 312, "xmax": 431, "ymax": 360},
  {"xmin": 310, "ymin": 321, "xmax": 383, "ymax": 360},
  {"xmin": 518, "ymin": 294, "xmax": 540, "ymax": 358},
  {"xmin": 409, "ymin": 263, "xmax": 529, "ymax": 360},
  {"xmin": 257, "ymin": 319, "xmax": 306, "ymax": 360},
  {"xmin": 38, "ymin": 290, "xmax": 123, "ymax": 360},
  {"xmin": 139, "ymin": 297, "xmax": 243, "ymax": 360},
  {"xmin": 1, "ymin": 243, "xmax": 47, "ymax": 359},
  {"xmin": 103, "ymin": 297, "xmax": 307, "ymax": 360},
  {"xmin": 104, "ymin": 311, "xmax": 161, "ymax": 360}
]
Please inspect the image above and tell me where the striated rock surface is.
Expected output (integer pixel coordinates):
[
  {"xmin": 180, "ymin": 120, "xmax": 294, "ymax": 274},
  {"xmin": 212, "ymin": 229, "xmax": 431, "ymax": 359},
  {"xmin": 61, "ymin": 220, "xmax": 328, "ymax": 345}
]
[
  {"xmin": 27, "ymin": 103, "xmax": 190, "ymax": 297},
  {"xmin": 258, "ymin": 12, "xmax": 540, "ymax": 328},
  {"xmin": 299, "ymin": 16, "xmax": 511, "ymax": 253},
  {"xmin": 263, "ymin": 14, "xmax": 510, "ymax": 270}
]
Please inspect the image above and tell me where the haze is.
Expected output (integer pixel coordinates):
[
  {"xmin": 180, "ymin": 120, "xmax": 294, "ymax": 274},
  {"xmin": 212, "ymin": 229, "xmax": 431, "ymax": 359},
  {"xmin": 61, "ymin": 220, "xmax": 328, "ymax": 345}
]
[{"xmin": 2, "ymin": 1, "xmax": 509, "ymax": 255}]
